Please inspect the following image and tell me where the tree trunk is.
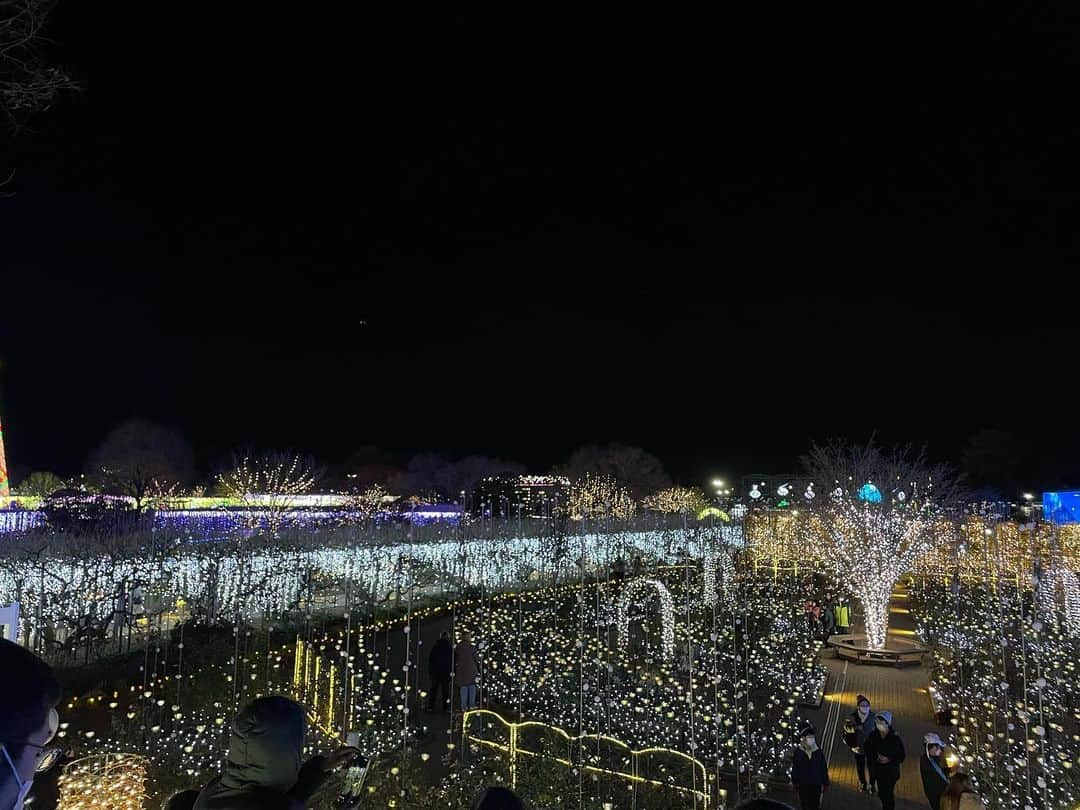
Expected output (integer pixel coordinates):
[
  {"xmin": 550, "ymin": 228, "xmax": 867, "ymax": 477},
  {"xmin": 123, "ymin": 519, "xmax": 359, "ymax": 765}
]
[{"xmin": 857, "ymin": 591, "xmax": 890, "ymax": 650}]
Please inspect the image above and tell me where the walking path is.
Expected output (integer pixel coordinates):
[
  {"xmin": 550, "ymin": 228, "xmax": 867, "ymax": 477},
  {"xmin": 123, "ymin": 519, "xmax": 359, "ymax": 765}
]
[{"xmin": 767, "ymin": 584, "xmax": 938, "ymax": 810}]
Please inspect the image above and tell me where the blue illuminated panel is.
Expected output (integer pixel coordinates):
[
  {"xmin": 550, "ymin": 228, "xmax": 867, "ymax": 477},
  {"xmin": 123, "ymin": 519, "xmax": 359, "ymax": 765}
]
[{"xmin": 1043, "ymin": 491, "xmax": 1080, "ymax": 524}]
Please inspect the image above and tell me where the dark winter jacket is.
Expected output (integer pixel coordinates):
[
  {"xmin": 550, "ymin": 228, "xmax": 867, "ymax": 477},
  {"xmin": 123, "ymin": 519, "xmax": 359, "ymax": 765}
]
[
  {"xmin": 821, "ymin": 606, "xmax": 836, "ymax": 635},
  {"xmin": 193, "ymin": 696, "xmax": 329, "ymax": 810},
  {"xmin": 864, "ymin": 728, "xmax": 906, "ymax": 783},
  {"xmin": 920, "ymin": 752, "xmax": 950, "ymax": 810},
  {"xmin": 791, "ymin": 746, "xmax": 829, "ymax": 787},
  {"xmin": 842, "ymin": 708, "xmax": 875, "ymax": 752},
  {"xmin": 455, "ymin": 641, "xmax": 480, "ymax": 686},
  {"xmin": 429, "ymin": 637, "xmax": 453, "ymax": 679}
]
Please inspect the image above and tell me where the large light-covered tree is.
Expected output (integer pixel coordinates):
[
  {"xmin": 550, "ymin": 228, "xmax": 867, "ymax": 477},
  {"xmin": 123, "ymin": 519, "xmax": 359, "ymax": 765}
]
[
  {"xmin": 557, "ymin": 443, "xmax": 671, "ymax": 499},
  {"xmin": 217, "ymin": 450, "xmax": 321, "ymax": 535},
  {"xmin": 802, "ymin": 441, "xmax": 962, "ymax": 649},
  {"xmin": 86, "ymin": 419, "xmax": 195, "ymax": 511}
]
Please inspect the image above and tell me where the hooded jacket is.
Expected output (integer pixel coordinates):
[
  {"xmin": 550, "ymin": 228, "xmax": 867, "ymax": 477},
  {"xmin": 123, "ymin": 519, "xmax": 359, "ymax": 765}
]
[
  {"xmin": 864, "ymin": 724, "xmax": 906, "ymax": 783},
  {"xmin": 193, "ymin": 697, "xmax": 328, "ymax": 810},
  {"xmin": 920, "ymin": 752, "xmax": 950, "ymax": 809}
]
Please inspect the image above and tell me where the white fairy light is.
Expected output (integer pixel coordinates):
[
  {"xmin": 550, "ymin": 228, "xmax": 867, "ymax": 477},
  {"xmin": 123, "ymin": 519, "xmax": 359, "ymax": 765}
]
[{"xmin": 617, "ymin": 578, "xmax": 675, "ymax": 660}]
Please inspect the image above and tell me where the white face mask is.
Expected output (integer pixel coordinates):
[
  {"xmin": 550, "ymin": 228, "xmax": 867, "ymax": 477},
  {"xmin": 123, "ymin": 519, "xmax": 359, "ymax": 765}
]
[
  {"xmin": 2, "ymin": 744, "xmax": 33, "ymax": 810},
  {"xmin": 876, "ymin": 721, "xmax": 889, "ymax": 734},
  {"xmin": 802, "ymin": 736, "xmax": 816, "ymax": 749}
]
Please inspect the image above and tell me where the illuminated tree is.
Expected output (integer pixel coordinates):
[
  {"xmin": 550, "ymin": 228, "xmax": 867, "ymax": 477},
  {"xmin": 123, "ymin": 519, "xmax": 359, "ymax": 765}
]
[
  {"xmin": 641, "ymin": 486, "xmax": 709, "ymax": 516},
  {"xmin": 802, "ymin": 441, "xmax": 962, "ymax": 649},
  {"xmin": 567, "ymin": 473, "xmax": 635, "ymax": 521},
  {"xmin": 15, "ymin": 470, "xmax": 66, "ymax": 497},
  {"xmin": 86, "ymin": 420, "xmax": 195, "ymax": 512},
  {"xmin": 346, "ymin": 483, "xmax": 389, "ymax": 520},
  {"xmin": 216, "ymin": 451, "xmax": 321, "ymax": 535},
  {"xmin": 558, "ymin": 443, "xmax": 671, "ymax": 499}
]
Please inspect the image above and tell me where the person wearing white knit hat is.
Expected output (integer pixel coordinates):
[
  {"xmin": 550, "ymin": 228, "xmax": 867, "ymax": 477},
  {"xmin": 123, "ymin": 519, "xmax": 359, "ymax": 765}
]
[{"xmin": 920, "ymin": 732, "xmax": 950, "ymax": 809}]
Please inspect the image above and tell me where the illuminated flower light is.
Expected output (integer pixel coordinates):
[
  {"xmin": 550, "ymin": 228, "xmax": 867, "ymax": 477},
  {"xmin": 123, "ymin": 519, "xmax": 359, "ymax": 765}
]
[
  {"xmin": 617, "ymin": 578, "xmax": 675, "ymax": 660},
  {"xmin": 58, "ymin": 753, "xmax": 147, "ymax": 809}
]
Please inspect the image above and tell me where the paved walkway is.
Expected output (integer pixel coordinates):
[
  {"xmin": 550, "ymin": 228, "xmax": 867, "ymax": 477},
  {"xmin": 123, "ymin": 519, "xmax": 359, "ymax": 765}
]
[{"xmin": 767, "ymin": 585, "xmax": 938, "ymax": 810}]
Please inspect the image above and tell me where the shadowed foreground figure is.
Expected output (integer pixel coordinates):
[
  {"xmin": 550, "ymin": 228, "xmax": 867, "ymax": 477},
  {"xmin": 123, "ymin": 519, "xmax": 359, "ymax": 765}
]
[
  {"xmin": 182, "ymin": 696, "xmax": 358, "ymax": 810},
  {"xmin": 471, "ymin": 785, "xmax": 526, "ymax": 809},
  {"xmin": 0, "ymin": 639, "xmax": 61, "ymax": 810}
]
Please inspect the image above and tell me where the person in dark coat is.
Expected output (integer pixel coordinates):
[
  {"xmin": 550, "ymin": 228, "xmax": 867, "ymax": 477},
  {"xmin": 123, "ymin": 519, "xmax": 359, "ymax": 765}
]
[
  {"xmin": 192, "ymin": 696, "xmax": 359, "ymax": 810},
  {"xmin": 864, "ymin": 710, "xmax": 906, "ymax": 810},
  {"xmin": 455, "ymin": 631, "xmax": 482, "ymax": 712},
  {"xmin": 428, "ymin": 631, "xmax": 453, "ymax": 712},
  {"xmin": 841, "ymin": 694, "xmax": 877, "ymax": 793},
  {"xmin": 790, "ymin": 723, "xmax": 829, "ymax": 810},
  {"xmin": 820, "ymin": 602, "xmax": 836, "ymax": 639},
  {"xmin": 920, "ymin": 733, "xmax": 950, "ymax": 810}
]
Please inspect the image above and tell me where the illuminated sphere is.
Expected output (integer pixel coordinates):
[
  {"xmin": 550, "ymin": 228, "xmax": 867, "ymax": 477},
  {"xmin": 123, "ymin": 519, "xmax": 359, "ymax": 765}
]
[{"xmin": 857, "ymin": 483, "xmax": 882, "ymax": 503}]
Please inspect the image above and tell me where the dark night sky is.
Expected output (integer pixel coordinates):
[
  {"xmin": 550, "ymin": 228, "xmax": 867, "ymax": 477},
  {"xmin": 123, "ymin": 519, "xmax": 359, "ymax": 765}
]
[{"xmin": 2, "ymin": 8, "xmax": 1080, "ymax": 490}]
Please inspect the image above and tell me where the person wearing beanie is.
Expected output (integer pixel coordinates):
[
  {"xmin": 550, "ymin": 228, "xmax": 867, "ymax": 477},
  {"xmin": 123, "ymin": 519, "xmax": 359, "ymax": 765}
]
[
  {"xmin": 864, "ymin": 710, "xmax": 905, "ymax": 810},
  {"xmin": 841, "ymin": 694, "xmax": 877, "ymax": 794},
  {"xmin": 920, "ymin": 732, "xmax": 950, "ymax": 809},
  {"xmin": 790, "ymin": 723, "xmax": 829, "ymax": 810},
  {"xmin": 0, "ymin": 639, "xmax": 61, "ymax": 810}
]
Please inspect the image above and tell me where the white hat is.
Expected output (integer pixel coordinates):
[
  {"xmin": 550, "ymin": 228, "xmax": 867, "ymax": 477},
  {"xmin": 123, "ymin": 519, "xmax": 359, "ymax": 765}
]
[{"xmin": 924, "ymin": 733, "xmax": 944, "ymax": 747}]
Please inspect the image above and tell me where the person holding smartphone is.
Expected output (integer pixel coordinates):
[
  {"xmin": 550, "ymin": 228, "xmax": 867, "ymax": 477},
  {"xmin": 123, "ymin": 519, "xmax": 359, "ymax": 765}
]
[{"xmin": 191, "ymin": 695, "xmax": 361, "ymax": 809}]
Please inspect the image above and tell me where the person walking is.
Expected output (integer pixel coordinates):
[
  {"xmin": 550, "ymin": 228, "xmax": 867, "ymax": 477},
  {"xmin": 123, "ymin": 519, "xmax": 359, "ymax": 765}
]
[
  {"xmin": 790, "ymin": 724, "xmax": 829, "ymax": 810},
  {"xmin": 820, "ymin": 601, "xmax": 836, "ymax": 639},
  {"xmin": 920, "ymin": 733, "xmax": 951, "ymax": 809},
  {"xmin": 455, "ymin": 630, "xmax": 481, "ymax": 712},
  {"xmin": 834, "ymin": 600, "xmax": 851, "ymax": 634},
  {"xmin": 427, "ymin": 631, "xmax": 453, "ymax": 713},
  {"xmin": 864, "ymin": 710, "xmax": 905, "ymax": 810},
  {"xmin": 841, "ymin": 694, "xmax": 877, "ymax": 794}
]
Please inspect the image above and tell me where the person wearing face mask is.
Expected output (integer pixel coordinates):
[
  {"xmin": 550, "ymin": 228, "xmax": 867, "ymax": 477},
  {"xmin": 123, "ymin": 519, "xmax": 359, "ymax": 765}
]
[
  {"xmin": 920, "ymin": 733, "xmax": 951, "ymax": 809},
  {"xmin": 790, "ymin": 723, "xmax": 828, "ymax": 810},
  {"xmin": 0, "ymin": 639, "xmax": 62, "ymax": 810},
  {"xmin": 841, "ymin": 694, "xmax": 877, "ymax": 794},
  {"xmin": 864, "ymin": 710, "xmax": 906, "ymax": 810}
]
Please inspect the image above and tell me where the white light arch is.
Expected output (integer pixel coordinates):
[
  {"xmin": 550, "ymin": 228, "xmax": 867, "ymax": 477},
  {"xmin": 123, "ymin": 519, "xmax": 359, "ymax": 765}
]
[
  {"xmin": 703, "ymin": 546, "xmax": 736, "ymax": 608},
  {"xmin": 617, "ymin": 578, "xmax": 675, "ymax": 660}
]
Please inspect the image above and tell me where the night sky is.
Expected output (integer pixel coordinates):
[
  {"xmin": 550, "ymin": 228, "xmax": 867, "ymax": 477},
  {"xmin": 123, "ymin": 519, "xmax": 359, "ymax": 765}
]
[{"xmin": 3, "ymin": 8, "xmax": 1080, "ymax": 490}]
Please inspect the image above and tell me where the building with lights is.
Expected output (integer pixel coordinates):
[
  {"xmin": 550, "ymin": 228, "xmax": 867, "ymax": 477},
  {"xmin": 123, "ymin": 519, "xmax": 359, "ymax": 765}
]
[{"xmin": 469, "ymin": 474, "xmax": 568, "ymax": 518}]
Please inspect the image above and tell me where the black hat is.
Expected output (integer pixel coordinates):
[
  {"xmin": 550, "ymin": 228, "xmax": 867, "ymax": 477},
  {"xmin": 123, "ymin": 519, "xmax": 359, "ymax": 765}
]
[{"xmin": 798, "ymin": 724, "xmax": 816, "ymax": 737}]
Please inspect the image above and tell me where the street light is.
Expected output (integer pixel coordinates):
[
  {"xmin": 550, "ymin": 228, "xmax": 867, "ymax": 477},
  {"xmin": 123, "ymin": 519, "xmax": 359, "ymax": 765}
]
[{"xmin": 712, "ymin": 479, "xmax": 725, "ymax": 489}]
